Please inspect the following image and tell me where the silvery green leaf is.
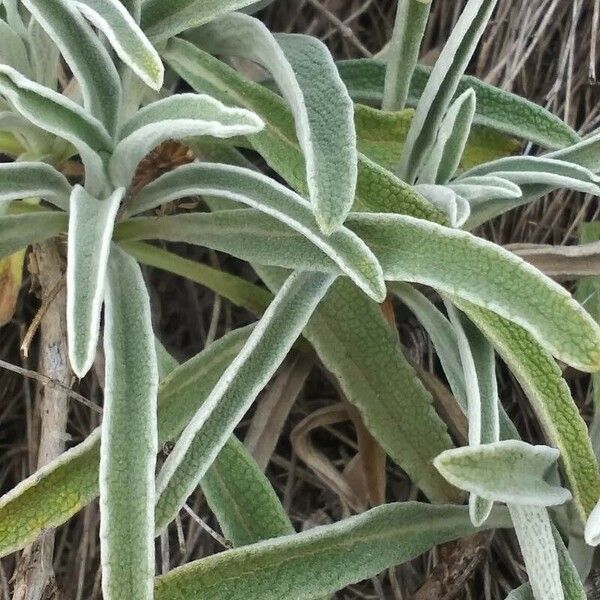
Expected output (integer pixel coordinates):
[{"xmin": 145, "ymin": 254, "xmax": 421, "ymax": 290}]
[
  {"xmin": 155, "ymin": 345, "xmax": 295, "ymax": 547},
  {"xmin": 130, "ymin": 163, "xmax": 386, "ymax": 302},
  {"xmin": 73, "ymin": 0, "xmax": 163, "ymax": 90},
  {"xmin": 0, "ymin": 325, "xmax": 250, "ymax": 558},
  {"xmin": 0, "ymin": 210, "xmax": 67, "ymax": 260},
  {"xmin": 117, "ymin": 208, "xmax": 600, "ymax": 371},
  {"xmin": 382, "ymin": 0, "xmax": 431, "ymax": 112},
  {"xmin": 389, "ymin": 283, "xmax": 467, "ymax": 406},
  {"xmin": 0, "ymin": 162, "xmax": 71, "ymax": 210},
  {"xmin": 398, "ymin": 0, "xmax": 498, "ymax": 183},
  {"xmin": 450, "ymin": 175, "xmax": 522, "ymax": 203},
  {"xmin": 450, "ymin": 300, "xmax": 600, "ymax": 522},
  {"xmin": 155, "ymin": 271, "xmax": 335, "ymax": 520},
  {"xmin": 27, "ymin": 16, "xmax": 59, "ymax": 90},
  {"xmin": 444, "ymin": 302, "xmax": 495, "ymax": 525},
  {"xmin": 163, "ymin": 37, "xmax": 445, "ymax": 224},
  {"xmin": 101, "ymin": 245, "xmax": 158, "ymax": 600},
  {"xmin": 141, "ymin": 0, "xmax": 261, "ymax": 41},
  {"xmin": 67, "ymin": 186, "xmax": 122, "ymax": 378},
  {"xmin": 0, "ymin": 66, "xmax": 111, "ymax": 195},
  {"xmin": 0, "ymin": 18, "xmax": 31, "ymax": 77},
  {"xmin": 0, "ymin": 111, "xmax": 54, "ymax": 155},
  {"xmin": 547, "ymin": 128, "xmax": 600, "ymax": 172},
  {"xmin": 414, "ymin": 184, "xmax": 470, "ymax": 227},
  {"xmin": 196, "ymin": 14, "xmax": 357, "ymax": 233},
  {"xmin": 347, "ymin": 213, "xmax": 600, "ymax": 372},
  {"xmin": 2, "ymin": 0, "xmax": 27, "ymax": 37},
  {"xmin": 585, "ymin": 498, "xmax": 600, "ymax": 546},
  {"xmin": 461, "ymin": 156, "xmax": 600, "ymax": 195},
  {"xmin": 154, "ymin": 503, "xmax": 511, "ymax": 600},
  {"xmin": 435, "ymin": 440, "xmax": 572, "ymax": 506},
  {"xmin": 336, "ymin": 58, "xmax": 580, "ymax": 150},
  {"xmin": 418, "ymin": 88, "xmax": 476, "ymax": 184},
  {"xmin": 506, "ymin": 522, "xmax": 585, "ymax": 600},
  {"xmin": 110, "ymin": 94, "xmax": 264, "ymax": 189},
  {"xmin": 21, "ymin": 0, "xmax": 122, "ymax": 135},
  {"xmin": 508, "ymin": 505, "xmax": 564, "ymax": 600}
]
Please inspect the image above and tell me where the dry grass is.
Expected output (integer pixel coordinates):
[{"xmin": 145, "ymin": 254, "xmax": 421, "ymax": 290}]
[{"xmin": 1, "ymin": 1, "xmax": 598, "ymax": 598}]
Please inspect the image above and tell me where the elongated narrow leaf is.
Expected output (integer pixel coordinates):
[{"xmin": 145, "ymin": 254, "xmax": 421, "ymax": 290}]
[
  {"xmin": 155, "ymin": 271, "xmax": 334, "ymax": 523},
  {"xmin": 454, "ymin": 301, "xmax": 600, "ymax": 521},
  {"xmin": 67, "ymin": 187, "xmax": 122, "ymax": 378},
  {"xmin": 450, "ymin": 175, "xmax": 522, "ymax": 203},
  {"xmin": 121, "ymin": 241, "xmax": 272, "ymax": 317},
  {"xmin": 399, "ymin": 0, "xmax": 499, "ymax": 182},
  {"xmin": 0, "ymin": 162, "xmax": 71, "ymax": 210},
  {"xmin": 347, "ymin": 213, "xmax": 600, "ymax": 372},
  {"xmin": 101, "ymin": 245, "xmax": 158, "ymax": 599},
  {"xmin": 506, "ymin": 523, "xmax": 586, "ymax": 600},
  {"xmin": 197, "ymin": 15, "xmax": 357, "ymax": 233},
  {"xmin": 154, "ymin": 503, "xmax": 510, "ymax": 600},
  {"xmin": 141, "ymin": 0, "xmax": 259, "ymax": 41},
  {"xmin": 21, "ymin": 0, "xmax": 122, "ymax": 135},
  {"xmin": 2, "ymin": 0, "xmax": 27, "ymax": 37},
  {"xmin": 118, "ymin": 209, "xmax": 600, "ymax": 370},
  {"xmin": 0, "ymin": 110, "xmax": 54, "ymax": 155},
  {"xmin": 0, "ymin": 211, "xmax": 67, "ymax": 260},
  {"xmin": 336, "ymin": 59, "xmax": 580, "ymax": 149},
  {"xmin": 435, "ymin": 441, "xmax": 571, "ymax": 506},
  {"xmin": 382, "ymin": 0, "xmax": 431, "ymax": 111},
  {"xmin": 0, "ymin": 18, "xmax": 31, "ymax": 77},
  {"xmin": 419, "ymin": 88, "xmax": 476, "ymax": 184},
  {"xmin": 0, "ymin": 66, "xmax": 111, "ymax": 194},
  {"xmin": 109, "ymin": 94, "xmax": 263, "ymax": 189},
  {"xmin": 202, "ymin": 436, "xmax": 295, "ymax": 547},
  {"xmin": 508, "ymin": 505, "xmax": 564, "ymax": 600},
  {"xmin": 73, "ymin": 0, "xmax": 163, "ymax": 90},
  {"xmin": 260, "ymin": 271, "xmax": 460, "ymax": 503},
  {"xmin": 156, "ymin": 345, "xmax": 294, "ymax": 547},
  {"xmin": 462, "ymin": 156, "xmax": 600, "ymax": 194},
  {"xmin": 0, "ymin": 326, "xmax": 250, "ymax": 558},
  {"xmin": 390, "ymin": 283, "xmax": 467, "ymax": 406},
  {"xmin": 131, "ymin": 163, "xmax": 385, "ymax": 302},
  {"xmin": 27, "ymin": 15, "xmax": 60, "ymax": 90},
  {"xmin": 162, "ymin": 37, "xmax": 445, "ymax": 224}
]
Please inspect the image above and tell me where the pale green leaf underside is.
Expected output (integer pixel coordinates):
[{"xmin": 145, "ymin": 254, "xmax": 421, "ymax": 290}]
[
  {"xmin": 154, "ymin": 503, "xmax": 510, "ymax": 600},
  {"xmin": 131, "ymin": 163, "xmax": 386, "ymax": 302},
  {"xmin": 508, "ymin": 505, "xmax": 564, "ymax": 600},
  {"xmin": 196, "ymin": 14, "xmax": 357, "ymax": 233},
  {"xmin": 117, "ymin": 209, "xmax": 600, "ymax": 371},
  {"xmin": 435, "ymin": 441, "xmax": 572, "ymax": 506},
  {"xmin": 74, "ymin": 0, "xmax": 164, "ymax": 90},
  {"xmin": 67, "ymin": 186, "xmax": 122, "ymax": 378},
  {"xmin": 155, "ymin": 271, "xmax": 335, "ymax": 525},
  {"xmin": 335, "ymin": 59, "xmax": 580, "ymax": 150},
  {"xmin": 506, "ymin": 522, "xmax": 586, "ymax": 600},
  {"xmin": 101, "ymin": 246, "xmax": 158, "ymax": 600},
  {"xmin": 0, "ymin": 162, "xmax": 71, "ymax": 211},
  {"xmin": 110, "ymin": 94, "xmax": 264, "ymax": 189},
  {"xmin": 21, "ymin": 0, "xmax": 122, "ymax": 135},
  {"xmin": 27, "ymin": 16, "xmax": 60, "ymax": 91}
]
